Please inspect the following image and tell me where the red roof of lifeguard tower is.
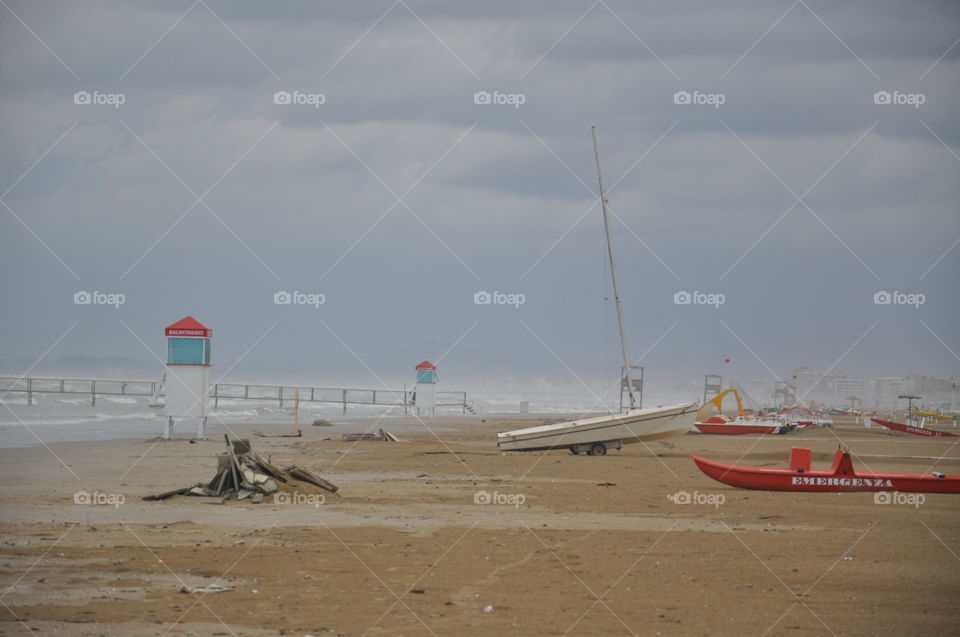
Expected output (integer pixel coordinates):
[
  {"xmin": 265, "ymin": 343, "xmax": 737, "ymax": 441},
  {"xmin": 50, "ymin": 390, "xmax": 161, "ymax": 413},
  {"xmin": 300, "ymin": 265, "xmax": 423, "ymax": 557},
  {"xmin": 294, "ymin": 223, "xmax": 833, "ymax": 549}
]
[
  {"xmin": 165, "ymin": 316, "xmax": 212, "ymax": 337},
  {"xmin": 415, "ymin": 360, "xmax": 436, "ymax": 370}
]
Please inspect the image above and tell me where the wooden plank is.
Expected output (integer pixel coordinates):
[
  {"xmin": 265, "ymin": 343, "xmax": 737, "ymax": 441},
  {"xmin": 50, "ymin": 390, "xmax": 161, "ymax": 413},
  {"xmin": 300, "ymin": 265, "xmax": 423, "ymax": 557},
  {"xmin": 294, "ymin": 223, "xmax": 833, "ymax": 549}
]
[
  {"xmin": 141, "ymin": 485, "xmax": 196, "ymax": 501},
  {"xmin": 252, "ymin": 429, "xmax": 302, "ymax": 438},
  {"xmin": 211, "ymin": 468, "xmax": 227, "ymax": 495},
  {"xmin": 288, "ymin": 467, "xmax": 339, "ymax": 493},
  {"xmin": 206, "ymin": 469, "xmax": 225, "ymax": 491},
  {"xmin": 342, "ymin": 432, "xmax": 382, "ymax": 441},
  {"xmin": 249, "ymin": 453, "xmax": 288, "ymax": 482},
  {"xmin": 224, "ymin": 434, "xmax": 241, "ymax": 492}
]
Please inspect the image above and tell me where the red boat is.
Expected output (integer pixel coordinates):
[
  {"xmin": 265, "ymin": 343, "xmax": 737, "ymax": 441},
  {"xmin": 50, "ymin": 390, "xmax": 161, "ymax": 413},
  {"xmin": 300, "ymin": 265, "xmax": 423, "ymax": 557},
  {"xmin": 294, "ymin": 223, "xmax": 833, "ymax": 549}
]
[
  {"xmin": 692, "ymin": 390, "xmax": 786, "ymax": 435},
  {"xmin": 692, "ymin": 447, "xmax": 960, "ymax": 493},
  {"xmin": 693, "ymin": 417, "xmax": 780, "ymax": 435},
  {"xmin": 871, "ymin": 418, "xmax": 959, "ymax": 438}
]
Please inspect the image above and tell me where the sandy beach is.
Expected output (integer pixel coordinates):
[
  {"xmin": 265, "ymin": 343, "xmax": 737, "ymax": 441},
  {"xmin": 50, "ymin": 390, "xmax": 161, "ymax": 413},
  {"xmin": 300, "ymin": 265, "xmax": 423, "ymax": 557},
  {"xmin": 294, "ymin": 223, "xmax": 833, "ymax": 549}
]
[{"xmin": 0, "ymin": 417, "xmax": 958, "ymax": 636}]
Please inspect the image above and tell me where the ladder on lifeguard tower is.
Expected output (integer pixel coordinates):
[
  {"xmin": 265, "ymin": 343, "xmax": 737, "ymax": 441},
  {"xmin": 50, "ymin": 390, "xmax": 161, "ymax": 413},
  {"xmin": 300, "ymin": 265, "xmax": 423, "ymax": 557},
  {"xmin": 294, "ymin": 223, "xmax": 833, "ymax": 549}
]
[{"xmin": 149, "ymin": 373, "xmax": 165, "ymax": 408}]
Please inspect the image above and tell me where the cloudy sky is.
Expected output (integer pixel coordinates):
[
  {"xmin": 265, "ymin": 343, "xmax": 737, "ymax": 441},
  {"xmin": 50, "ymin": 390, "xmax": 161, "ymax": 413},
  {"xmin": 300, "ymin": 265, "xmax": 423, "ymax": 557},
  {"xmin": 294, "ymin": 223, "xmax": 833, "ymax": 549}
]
[{"xmin": 1, "ymin": 1, "xmax": 958, "ymax": 397}]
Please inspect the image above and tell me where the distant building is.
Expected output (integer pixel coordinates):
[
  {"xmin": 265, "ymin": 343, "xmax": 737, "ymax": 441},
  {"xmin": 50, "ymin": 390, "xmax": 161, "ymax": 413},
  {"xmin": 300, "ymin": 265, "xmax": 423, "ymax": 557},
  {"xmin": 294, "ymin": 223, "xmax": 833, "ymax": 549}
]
[
  {"xmin": 789, "ymin": 367, "xmax": 863, "ymax": 405},
  {"xmin": 760, "ymin": 370, "xmax": 954, "ymax": 410},
  {"xmin": 870, "ymin": 375, "xmax": 957, "ymax": 410},
  {"xmin": 873, "ymin": 377, "xmax": 903, "ymax": 408},
  {"xmin": 833, "ymin": 377, "xmax": 865, "ymax": 404}
]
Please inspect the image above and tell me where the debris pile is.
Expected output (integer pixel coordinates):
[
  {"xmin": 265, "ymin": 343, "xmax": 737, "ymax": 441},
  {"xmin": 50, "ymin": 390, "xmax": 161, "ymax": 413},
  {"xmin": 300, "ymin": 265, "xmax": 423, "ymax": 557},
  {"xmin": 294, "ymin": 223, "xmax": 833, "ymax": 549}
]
[
  {"xmin": 342, "ymin": 429, "xmax": 400, "ymax": 442},
  {"xmin": 143, "ymin": 435, "xmax": 338, "ymax": 503}
]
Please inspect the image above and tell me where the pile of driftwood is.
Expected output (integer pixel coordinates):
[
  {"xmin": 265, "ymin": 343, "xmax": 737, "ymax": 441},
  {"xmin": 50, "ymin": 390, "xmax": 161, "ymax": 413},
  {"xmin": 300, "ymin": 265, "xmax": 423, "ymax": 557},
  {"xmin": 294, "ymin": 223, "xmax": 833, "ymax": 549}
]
[
  {"xmin": 342, "ymin": 429, "xmax": 400, "ymax": 442},
  {"xmin": 143, "ymin": 435, "xmax": 337, "ymax": 503}
]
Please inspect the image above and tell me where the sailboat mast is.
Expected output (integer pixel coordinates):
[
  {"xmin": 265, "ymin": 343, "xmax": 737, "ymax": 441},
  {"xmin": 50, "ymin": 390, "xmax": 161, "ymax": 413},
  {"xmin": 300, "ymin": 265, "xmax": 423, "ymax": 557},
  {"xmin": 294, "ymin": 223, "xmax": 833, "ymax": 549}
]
[{"xmin": 591, "ymin": 126, "xmax": 635, "ymax": 411}]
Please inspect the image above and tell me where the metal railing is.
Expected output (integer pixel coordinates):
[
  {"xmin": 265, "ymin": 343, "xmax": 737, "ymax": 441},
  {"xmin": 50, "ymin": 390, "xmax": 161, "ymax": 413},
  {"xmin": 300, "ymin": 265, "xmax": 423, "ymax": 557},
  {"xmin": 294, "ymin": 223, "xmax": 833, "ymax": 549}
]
[
  {"xmin": 0, "ymin": 377, "xmax": 158, "ymax": 407},
  {"xmin": 0, "ymin": 376, "xmax": 471, "ymax": 414}
]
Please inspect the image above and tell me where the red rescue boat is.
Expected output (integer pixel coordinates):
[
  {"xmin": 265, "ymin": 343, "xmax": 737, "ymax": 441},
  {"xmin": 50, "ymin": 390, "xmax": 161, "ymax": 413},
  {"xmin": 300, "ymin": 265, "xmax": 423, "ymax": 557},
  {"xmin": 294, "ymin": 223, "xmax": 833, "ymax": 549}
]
[
  {"xmin": 692, "ymin": 447, "xmax": 960, "ymax": 493},
  {"xmin": 871, "ymin": 418, "xmax": 959, "ymax": 438}
]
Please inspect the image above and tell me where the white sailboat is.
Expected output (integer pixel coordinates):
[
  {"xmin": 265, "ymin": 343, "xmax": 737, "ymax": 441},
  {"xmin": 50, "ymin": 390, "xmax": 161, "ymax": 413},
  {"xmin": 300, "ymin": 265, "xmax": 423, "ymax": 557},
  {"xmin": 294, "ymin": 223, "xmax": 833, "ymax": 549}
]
[{"xmin": 497, "ymin": 127, "xmax": 698, "ymax": 455}]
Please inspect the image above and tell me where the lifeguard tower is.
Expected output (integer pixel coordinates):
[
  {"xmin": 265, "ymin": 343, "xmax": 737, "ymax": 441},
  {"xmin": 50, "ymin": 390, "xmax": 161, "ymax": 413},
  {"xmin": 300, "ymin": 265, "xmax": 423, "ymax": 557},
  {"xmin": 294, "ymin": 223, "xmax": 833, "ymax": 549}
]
[
  {"xmin": 164, "ymin": 316, "xmax": 212, "ymax": 439},
  {"xmin": 414, "ymin": 360, "xmax": 437, "ymax": 417}
]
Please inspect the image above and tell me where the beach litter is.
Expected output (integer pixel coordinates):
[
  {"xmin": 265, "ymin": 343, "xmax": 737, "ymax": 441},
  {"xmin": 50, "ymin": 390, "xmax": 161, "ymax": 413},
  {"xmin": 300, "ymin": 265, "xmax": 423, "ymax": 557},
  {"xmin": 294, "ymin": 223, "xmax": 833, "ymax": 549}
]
[
  {"xmin": 342, "ymin": 429, "xmax": 400, "ymax": 442},
  {"xmin": 143, "ymin": 435, "xmax": 338, "ymax": 502},
  {"xmin": 252, "ymin": 429, "xmax": 302, "ymax": 438},
  {"xmin": 179, "ymin": 584, "xmax": 233, "ymax": 594}
]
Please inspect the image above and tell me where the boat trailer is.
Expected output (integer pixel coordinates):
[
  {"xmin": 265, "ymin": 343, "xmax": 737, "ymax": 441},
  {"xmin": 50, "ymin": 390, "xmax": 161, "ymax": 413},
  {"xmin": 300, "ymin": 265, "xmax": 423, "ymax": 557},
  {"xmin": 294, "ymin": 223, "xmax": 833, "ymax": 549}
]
[{"xmin": 568, "ymin": 440, "xmax": 624, "ymax": 456}]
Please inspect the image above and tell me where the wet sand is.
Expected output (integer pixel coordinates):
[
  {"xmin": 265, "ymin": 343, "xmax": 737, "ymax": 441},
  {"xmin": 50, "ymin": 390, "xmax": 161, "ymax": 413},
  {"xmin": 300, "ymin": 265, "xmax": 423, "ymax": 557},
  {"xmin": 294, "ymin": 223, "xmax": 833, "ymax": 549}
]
[{"xmin": 1, "ymin": 417, "xmax": 958, "ymax": 636}]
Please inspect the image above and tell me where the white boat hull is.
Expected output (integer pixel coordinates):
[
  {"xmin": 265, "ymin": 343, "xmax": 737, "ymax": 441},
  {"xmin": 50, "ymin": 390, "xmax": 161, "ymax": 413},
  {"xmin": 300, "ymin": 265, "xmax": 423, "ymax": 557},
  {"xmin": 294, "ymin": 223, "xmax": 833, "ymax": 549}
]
[{"xmin": 497, "ymin": 402, "xmax": 699, "ymax": 451}]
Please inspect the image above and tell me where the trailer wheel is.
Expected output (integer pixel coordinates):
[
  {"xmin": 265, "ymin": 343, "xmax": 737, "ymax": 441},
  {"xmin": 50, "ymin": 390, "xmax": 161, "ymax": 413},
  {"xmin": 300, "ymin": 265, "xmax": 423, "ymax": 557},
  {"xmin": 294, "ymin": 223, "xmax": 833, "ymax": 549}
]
[{"xmin": 590, "ymin": 444, "xmax": 607, "ymax": 456}]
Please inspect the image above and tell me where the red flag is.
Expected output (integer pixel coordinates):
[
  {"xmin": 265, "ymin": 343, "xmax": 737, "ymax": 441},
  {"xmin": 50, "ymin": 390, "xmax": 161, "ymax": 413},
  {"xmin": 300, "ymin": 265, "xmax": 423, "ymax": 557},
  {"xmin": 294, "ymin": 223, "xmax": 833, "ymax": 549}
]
[{"xmin": 723, "ymin": 358, "xmax": 731, "ymax": 363}]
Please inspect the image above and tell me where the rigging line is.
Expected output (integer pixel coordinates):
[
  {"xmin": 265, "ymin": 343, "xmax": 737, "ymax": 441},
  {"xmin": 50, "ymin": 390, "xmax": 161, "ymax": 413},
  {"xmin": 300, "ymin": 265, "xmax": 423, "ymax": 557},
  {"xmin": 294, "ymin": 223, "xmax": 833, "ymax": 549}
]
[
  {"xmin": 601, "ymin": 208, "xmax": 614, "ymax": 412},
  {"xmin": 593, "ymin": 126, "xmax": 635, "ymax": 410}
]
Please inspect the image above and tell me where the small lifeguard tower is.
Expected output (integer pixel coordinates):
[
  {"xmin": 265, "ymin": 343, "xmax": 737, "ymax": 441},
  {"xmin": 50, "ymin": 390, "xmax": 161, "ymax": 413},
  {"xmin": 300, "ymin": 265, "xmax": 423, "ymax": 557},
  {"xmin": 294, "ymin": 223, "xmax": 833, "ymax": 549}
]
[
  {"xmin": 414, "ymin": 360, "xmax": 437, "ymax": 417},
  {"xmin": 163, "ymin": 316, "xmax": 212, "ymax": 439}
]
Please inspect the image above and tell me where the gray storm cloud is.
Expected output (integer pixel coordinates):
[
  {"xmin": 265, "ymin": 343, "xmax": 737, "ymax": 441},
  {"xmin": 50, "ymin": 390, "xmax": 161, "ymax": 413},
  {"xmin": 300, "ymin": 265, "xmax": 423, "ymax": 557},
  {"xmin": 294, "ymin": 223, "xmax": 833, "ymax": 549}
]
[{"xmin": 0, "ymin": 0, "xmax": 957, "ymax": 398}]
